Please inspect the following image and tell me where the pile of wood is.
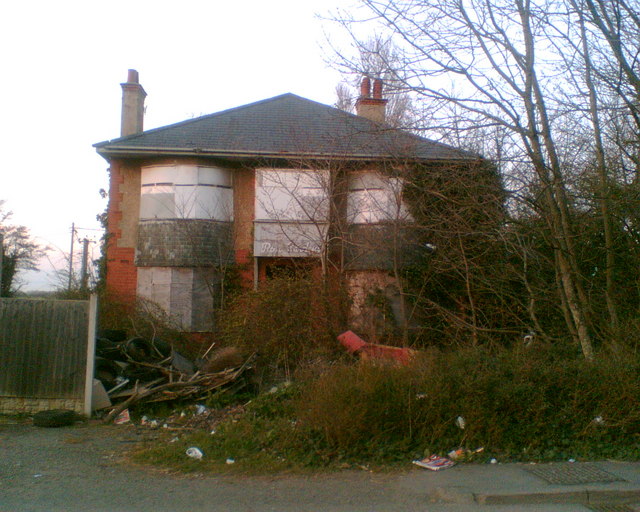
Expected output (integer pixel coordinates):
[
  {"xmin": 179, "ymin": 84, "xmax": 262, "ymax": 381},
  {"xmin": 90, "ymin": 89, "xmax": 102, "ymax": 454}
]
[{"xmin": 94, "ymin": 332, "xmax": 253, "ymax": 423}]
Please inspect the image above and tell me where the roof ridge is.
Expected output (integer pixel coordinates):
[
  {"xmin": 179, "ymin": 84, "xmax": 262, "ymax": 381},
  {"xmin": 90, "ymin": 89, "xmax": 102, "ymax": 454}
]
[
  {"xmin": 95, "ymin": 93, "xmax": 482, "ymax": 161},
  {"xmin": 96, "ymin": 93, "xmax": 305, "ymax": 147}
]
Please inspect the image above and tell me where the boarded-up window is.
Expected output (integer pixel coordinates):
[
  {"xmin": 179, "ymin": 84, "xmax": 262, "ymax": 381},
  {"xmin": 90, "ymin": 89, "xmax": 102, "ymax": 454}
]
[
  {"xmin": 347, "ymin": 171, "xmax": 411, "ymax": 224},
  {"xmin": 254, "ymin": 169, "xmax": 329, "ymax": 257},
  {"xmin": 254, "ymin": 222, "xmax": 328, "ymax": 257},
  {"xmin": 255, "ymin": 169, "xmax": 329, "ymax": 222},
  {"xmin": 136, "ymin": 267, "xmax": 216, "ymax": 332},
  {"xmin": 140, "ymin": 165, "xmax": 233, "ymax": 221}
]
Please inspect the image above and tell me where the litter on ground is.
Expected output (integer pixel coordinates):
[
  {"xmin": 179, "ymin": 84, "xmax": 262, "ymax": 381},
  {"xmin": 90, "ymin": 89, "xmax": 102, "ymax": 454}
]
[{"xmin": 412, "ymin": 455, "xmax": 456, "ymax": 471}]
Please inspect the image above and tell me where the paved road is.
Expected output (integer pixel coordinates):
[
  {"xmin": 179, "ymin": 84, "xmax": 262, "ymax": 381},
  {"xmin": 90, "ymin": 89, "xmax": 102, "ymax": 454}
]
[{"xmin": 0, "ymin": 419, "xmax": 633, "ymax": 512}]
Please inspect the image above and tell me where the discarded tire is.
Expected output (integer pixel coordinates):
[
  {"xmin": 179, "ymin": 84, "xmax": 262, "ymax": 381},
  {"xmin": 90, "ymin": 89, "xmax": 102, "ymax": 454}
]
[
  {"xmin": 94, "ymin": 357, "xmax": 122, "ymax": 389},
  {"xmin": 122, "ymin": 337, "xmax": 154, "ymax": 361},
  {"xmin": 33, "ymin": 409, "xmax": 77, "ymax": 428},
  {"xmin": 96, "ymin": 337, "xmax": 123, "ymax": 360},
  {"xmin": 97, "ymin": 329, "xmax": 127, "ymax": 343}
]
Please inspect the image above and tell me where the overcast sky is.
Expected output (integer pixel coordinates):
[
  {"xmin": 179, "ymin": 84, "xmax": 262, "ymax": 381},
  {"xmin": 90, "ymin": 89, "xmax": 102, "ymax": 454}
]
[{"xmin": 0, "ymin": 0, "xmax": 362, "ymax": 291}]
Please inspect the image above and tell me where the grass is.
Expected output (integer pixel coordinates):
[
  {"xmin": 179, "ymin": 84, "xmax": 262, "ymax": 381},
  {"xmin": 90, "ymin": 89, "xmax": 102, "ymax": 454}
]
[
  {"xmin": 132, "ymin": 343, "xmax": 640, "ymax": 474},
  {"xmin": 132, "ymin": 386, "xmax": 319, "ymax": 474},
  {"xmin": 0, "ymin": 414, "xmax": 32, "ymax": 425}
]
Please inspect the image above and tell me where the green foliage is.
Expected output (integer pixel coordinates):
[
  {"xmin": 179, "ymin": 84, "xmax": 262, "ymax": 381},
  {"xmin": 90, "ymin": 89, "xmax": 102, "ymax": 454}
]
[
  {"xmin": 135, "ymin": 344, "xmax": 640, "ymax": 473},
  {"xmin": 0, "ymin": 201, "xmax": 47, "ymax": 297},
  {"xmin": 52, "ymin": 287, "xmax": 92, "ymax": 300},
  {"xmin": 205, "ymin": 389, "xmax": 254, "ymax": 410},
  {"xmin": 400, "ymin": 161, "xmax": 522, "ymax": 346},
  {"xmin": 507, "ymin": 199, "xmax": 640, "ymax": 342},
  {"xmin": 295, "ymin": 344, "xmax": 640, "ymax": 463},
  {"xmin": 133, "ymin": 384, "xmax": 318, "ymax": 474},
  {"xmin": 94, "ymin": 187, "xmax": 109, "ymax": 293}
]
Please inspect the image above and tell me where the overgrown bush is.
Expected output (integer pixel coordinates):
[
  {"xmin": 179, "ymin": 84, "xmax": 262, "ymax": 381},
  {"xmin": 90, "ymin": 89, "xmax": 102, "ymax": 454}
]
[
  {"xmin": 219, "ymin": 277, "xmax": 348, "ymax": 381},
  {"xmin": 135, "ymin": 343, "xmax": 640, "ymax": 472},
  {"xmin": 295, "ymin": 343, "xmax": 640, "ymax": 462},
  {"xmin": 98, "ymin": 293, "xmax": 201, "ymax": 357}
]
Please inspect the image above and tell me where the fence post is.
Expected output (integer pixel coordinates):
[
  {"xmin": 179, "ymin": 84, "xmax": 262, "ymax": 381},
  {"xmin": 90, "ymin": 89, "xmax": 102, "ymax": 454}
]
[{"xmin": 83, "ymin": 294, "xmax": 98, "ymax": 415}]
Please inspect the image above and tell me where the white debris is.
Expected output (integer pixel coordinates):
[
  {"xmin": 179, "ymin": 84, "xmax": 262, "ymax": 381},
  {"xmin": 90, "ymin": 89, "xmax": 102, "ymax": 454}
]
[{"xmin": 186, "ymin": 447, "xmax": 204, "ymax": 459}]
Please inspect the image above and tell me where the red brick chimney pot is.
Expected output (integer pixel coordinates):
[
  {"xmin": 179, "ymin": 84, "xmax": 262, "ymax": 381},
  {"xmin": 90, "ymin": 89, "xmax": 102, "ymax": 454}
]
[
  {"xmin": 373, "ymin": 79, "xmax": 383, "ymax": 99},
  {"xmin": 360, "ymin": 77, "xmax": 371, "ymax": 98}
]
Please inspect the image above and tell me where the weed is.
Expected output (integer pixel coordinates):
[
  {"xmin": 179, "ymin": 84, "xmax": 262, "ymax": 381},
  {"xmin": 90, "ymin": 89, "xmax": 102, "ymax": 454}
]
[
  {"xmin": 133, "ymin": 343, "xmax": 640, "ymax": 473},
  {"xmin": 219, "ymin": 277, "xmax": 347, "ymax": 382}
]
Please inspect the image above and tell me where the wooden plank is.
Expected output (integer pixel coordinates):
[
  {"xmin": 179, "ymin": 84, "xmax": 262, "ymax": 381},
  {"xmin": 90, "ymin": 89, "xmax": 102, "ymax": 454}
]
[{"xmin": 0, "ymin": 298, "xmax": 91, "ymax": 406}]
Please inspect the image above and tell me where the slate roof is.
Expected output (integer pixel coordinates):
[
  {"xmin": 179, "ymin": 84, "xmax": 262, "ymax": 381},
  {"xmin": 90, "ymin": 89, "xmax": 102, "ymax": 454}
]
[{"xmin": 95, "ymin": 93, "xmax": 479, "ymax": 162}]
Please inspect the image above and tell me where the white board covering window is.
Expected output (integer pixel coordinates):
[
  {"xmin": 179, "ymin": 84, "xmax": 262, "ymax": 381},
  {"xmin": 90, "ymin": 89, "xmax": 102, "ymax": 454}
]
[
  {"xmin": 140, "ymin": 165, "xmax": 233, "ymax": 221},
  {"xmin": 347, "ymin": 171, "xmax": 412, "ymax": 224},
  {"xmin": 254, "ymin": 169, "xmax": 329, "ymax": 257}
]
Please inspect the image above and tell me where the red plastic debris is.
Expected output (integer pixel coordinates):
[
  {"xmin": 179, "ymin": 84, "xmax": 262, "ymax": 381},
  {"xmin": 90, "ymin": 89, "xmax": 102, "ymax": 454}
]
[
  {"xmin": 338, "ymin": 330, "xmax": 368, "ymax": 354},
  {"xmin": 337, "ymin": 331, "xmax": 416, "ymax": 365}
]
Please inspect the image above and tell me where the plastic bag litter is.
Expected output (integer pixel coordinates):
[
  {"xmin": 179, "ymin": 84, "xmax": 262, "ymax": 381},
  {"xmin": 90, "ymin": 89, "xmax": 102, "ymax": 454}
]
[
  {"xmin": 114, "ymin": 409, "xmax": 131, "ymax": 424},
  {"xmin": 413, "ymin": 455, "xmax": 455, "ymax": 471},
  {"xmin": 448, "ymin": 449, "xmax": 466, "ymax": 461},
  {"xmin": 186, "ymin": 447, "xmax": 204, "ymax": 459},
  {"xmin": 448, "ymin": 447, "xmax": 484, "ymax": 461}
]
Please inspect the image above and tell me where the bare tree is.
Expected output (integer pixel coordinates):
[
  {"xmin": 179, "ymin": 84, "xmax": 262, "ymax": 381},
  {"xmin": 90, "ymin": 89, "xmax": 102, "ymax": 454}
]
[
  {"xmin": 582, "ymin": 0, "xmax": 640, "ymax": 144},
  {"xmin": 331, "ymin": 0, "xmax": 602, "ymax": 357},
  {"xmin": 332, "ymin": 35, "xmax": 417, "ymax": 128}
]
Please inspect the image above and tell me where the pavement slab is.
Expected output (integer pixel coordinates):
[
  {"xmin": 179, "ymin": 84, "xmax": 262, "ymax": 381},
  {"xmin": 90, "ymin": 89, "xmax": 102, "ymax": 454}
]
[
  {"xmin": 399, "ymin": 461, "xmax": 640, "ymax": 506},
  {"xmin": 586, "ymin": 506, "xmax": 640, "ymax": 512}
]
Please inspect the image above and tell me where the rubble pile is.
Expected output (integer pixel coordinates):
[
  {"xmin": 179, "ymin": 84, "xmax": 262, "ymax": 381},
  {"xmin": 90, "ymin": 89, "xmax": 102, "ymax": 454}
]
[
  {"xmin": 94, "ymin": 331, "xmax": 253, "ymax": 423},
  {"xmin": 139, "ymin": 404, "xmax": 246, "ymax": 432}
]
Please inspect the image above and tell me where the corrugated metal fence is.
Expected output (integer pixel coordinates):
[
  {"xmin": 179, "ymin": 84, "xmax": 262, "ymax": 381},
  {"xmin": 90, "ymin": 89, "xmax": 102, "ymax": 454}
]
[{"xmin": 0, "ymin": 296, "xmax": 97, "ymax": 415}]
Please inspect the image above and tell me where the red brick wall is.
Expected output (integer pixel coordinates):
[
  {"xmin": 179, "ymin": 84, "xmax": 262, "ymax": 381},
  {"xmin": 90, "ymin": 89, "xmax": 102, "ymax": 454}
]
[
  {"xmin": 233, "ymin": 168, "xmax": 256, "ymax": 288},
  {"xmin": 235, "ymin": 248, "xmax": 253, "ymax": 288},
  {"xmin": 106, "ymin": 247, "xmax": 137, "ymax": 300},
  {"xmin": 106, "ymin": 160, "xmax": 137, "ymax": 300}
]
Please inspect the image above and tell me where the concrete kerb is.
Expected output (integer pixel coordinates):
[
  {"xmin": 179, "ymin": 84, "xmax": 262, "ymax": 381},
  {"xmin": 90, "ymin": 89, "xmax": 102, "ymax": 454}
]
[
  {"xmin": 427, "ymin": 488, "xmax": 640, "ymax": 506},
  {"xmin": 474, "ymin": 488, "xmax": 640, "ymax": 506},
  {"xmin": 409, "ymin": 462, "xmax": 640, "ymax": 507}
]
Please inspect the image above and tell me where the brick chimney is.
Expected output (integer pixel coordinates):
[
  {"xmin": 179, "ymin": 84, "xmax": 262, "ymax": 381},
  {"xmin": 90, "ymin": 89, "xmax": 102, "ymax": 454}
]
[
  {"xmin": 355, "ymin": 77, "xmax": 388, "ymax": 123},
  {"xmin": 120, "ymin": 69, "xmax": 146, "ymax": 137}
]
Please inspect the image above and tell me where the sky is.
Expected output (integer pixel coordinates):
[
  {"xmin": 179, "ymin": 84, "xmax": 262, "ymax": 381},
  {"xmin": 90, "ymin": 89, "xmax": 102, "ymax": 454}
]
[{"xmin": 0, "ymin": 0, "xmax": 359, "ymax": 291}]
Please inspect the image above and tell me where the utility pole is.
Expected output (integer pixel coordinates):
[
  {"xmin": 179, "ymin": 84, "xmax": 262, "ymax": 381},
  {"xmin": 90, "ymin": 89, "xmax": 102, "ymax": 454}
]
[
  {"xmin": 68, "ymin": 223, "xmax": 75, "ymax": 291},
  {"xmin": 80, "ymin": 237, "xmax": 90, "ymax": 291}
]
